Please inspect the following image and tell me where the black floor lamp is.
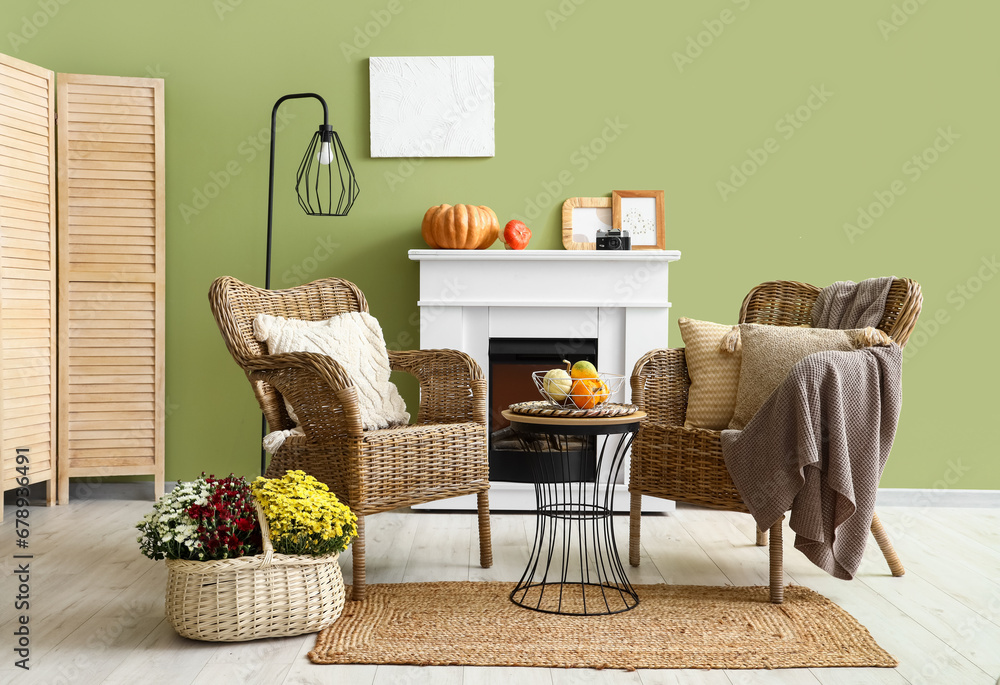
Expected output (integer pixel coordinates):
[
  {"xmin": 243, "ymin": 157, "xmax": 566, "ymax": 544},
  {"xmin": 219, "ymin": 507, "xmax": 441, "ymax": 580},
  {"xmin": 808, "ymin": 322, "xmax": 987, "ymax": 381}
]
[{"xmin": 260, "ymin": 92, "xmax": 359, "ymax": 474}]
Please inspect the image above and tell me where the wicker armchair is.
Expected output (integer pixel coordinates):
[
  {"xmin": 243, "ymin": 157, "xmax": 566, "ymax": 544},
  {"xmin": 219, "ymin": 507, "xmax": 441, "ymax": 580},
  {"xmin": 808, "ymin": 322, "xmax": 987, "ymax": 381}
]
[
  {"xmin": 628, "ymin": 278, "xmax": 922, "ymax": 603},
  {"xmin": 209, "ymin": 276, "xmax": 492, "ymax": 601}
]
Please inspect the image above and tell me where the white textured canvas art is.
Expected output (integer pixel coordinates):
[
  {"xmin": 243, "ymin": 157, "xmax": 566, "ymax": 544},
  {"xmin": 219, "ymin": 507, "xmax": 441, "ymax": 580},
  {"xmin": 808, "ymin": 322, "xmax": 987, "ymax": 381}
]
[{"xmin": 370, "ymin": 56, "xmax": 495, "ymax": 158}]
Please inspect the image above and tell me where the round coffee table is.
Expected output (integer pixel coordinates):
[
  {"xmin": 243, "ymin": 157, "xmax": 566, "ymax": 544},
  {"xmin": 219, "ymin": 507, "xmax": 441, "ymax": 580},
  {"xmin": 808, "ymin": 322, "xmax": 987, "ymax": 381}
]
[{"xmin": 501, "ymin": 409, "xmax": 646, "ymax": 616}]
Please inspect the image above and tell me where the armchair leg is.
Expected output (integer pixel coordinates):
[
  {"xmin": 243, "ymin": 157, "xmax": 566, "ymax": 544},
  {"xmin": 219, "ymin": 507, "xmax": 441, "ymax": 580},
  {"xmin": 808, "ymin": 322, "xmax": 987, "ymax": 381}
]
[
  {"xmin": 769, "ymin": 518, "xmax": 784, "ymax": 604},
  {"xmin": 629, "ymin": 492, "xmax": 642, "ymax": 567},
  {"xmin": 755, "ymin": 527, "xmax": 768, "ymax": 547},
  {"xmin": 350, "ymin": 515, "xmax": 366, "ymax": 601},
  {"xmin": 871, "ymin": 511, "xmax": 905, "ymax": 577},
  {"xmin": 477, "ymin": 491, "xmax": 493, "ymax": 568}
]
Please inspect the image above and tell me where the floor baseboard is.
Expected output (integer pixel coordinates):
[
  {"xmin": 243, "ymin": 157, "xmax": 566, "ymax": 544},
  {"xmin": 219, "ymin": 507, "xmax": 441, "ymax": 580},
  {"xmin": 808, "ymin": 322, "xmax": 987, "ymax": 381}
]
[
  {"xmin": 11, "ymin": 482, "xmax": 1000, "ymax": 509},
  {"xmin": 876, "ymin": 487, "xmax": 1000, "ymax": 507}
]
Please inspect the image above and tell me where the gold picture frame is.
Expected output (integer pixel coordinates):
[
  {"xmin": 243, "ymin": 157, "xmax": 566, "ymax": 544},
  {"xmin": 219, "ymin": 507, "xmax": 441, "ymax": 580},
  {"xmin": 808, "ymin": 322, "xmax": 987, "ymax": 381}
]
[
  {"xmin": 561, "ymin": 197, "xmax": 612, "ymax": 250},
  {"xmin": 612, "ymin": 190, "xmax": 665, "ymax": 250}
]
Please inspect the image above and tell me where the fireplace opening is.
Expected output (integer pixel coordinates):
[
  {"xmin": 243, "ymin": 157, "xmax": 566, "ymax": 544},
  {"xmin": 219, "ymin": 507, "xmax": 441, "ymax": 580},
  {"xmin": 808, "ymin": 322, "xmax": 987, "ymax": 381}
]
[{"xmin": 488, "ymin": 337, "xmax": 598, "ymax": 483}]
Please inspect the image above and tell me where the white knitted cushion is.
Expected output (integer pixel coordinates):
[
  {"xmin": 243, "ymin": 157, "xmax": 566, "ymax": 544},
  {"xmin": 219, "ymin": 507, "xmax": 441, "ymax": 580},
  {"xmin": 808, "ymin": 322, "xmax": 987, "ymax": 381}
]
[{"xmin": 253, "ymin": 312, "xmax": 409, "ymax": 433}]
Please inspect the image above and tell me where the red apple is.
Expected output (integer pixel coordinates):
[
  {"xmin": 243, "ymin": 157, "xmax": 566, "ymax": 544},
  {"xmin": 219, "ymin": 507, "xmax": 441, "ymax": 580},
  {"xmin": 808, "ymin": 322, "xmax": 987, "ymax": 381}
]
[{"xmin": 503, "ymin": 220, "xmax": 531, "ymax": 250}]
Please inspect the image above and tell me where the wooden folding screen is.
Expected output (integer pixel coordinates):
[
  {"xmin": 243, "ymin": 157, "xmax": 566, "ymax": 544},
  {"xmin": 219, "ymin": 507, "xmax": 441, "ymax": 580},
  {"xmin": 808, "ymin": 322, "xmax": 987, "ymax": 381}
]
[
  {"xmin": 56, "ymin": 74, "xmax": 165, "ymax": 503},
  {"xmin": 0, "ymin": 54, "xmax": 58, "ymax": 520}
]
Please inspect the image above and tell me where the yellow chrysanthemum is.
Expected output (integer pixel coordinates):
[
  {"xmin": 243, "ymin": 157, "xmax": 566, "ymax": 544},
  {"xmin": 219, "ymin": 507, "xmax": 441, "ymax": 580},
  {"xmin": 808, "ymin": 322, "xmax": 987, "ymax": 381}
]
[{"xmin": 251, "ymin": 470, "xmax": 358, "ymax": 556}]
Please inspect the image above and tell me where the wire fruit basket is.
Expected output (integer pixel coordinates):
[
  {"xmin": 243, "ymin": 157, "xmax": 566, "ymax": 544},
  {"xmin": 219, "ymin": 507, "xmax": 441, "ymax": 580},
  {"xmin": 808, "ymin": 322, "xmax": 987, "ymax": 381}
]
[{"xmin": 532, "ymin": 370, "xmax": 625, "ymax": 409}]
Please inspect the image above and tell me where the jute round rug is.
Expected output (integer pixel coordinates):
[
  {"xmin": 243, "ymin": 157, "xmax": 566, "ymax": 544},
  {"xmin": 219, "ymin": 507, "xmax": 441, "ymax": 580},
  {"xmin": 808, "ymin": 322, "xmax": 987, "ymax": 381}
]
[{"xmin": 309, "ymin": 582, "xmax": 897, "ymax": 670}]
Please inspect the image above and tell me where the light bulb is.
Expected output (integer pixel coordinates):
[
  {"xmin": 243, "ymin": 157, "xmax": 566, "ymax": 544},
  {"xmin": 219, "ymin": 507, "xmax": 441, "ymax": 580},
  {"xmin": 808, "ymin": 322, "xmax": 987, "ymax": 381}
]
[{"xmin": 317, "ymin": 140, "xmax": 334, "ymax": 165}]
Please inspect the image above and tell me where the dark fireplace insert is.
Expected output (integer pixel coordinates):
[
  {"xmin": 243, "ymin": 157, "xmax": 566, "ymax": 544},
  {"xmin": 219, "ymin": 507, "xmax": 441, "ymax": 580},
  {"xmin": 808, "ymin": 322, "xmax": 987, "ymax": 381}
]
[{"xmin": 488, "ymin": 337, "xmax": 598, "ymax": 484}]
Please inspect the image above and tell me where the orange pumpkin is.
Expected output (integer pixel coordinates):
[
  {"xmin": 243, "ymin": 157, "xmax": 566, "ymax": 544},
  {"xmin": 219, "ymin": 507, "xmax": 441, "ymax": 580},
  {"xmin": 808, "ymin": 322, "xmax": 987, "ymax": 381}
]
[
  {"xmin": 421, "ymin": 204, "xmax": 499, "ymax": 250},
  {"xmin": 592, "ymin": 379, "xmax": 610, "ymax": 404},
  {"xmin": 478, "ymin": 206, "xmax": 500, "ymax": 248},
  {"xmin": 570, "ymin": 379, "xmax": 599, "ymax": 409},
  {"xmin": 569, "ymin": 377, "xmax": 609, "ymax": 409}
]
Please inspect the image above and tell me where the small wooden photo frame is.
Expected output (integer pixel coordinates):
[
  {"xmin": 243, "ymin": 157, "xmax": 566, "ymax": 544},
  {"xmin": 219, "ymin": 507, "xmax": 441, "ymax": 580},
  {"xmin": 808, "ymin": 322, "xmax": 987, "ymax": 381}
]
[
  {"xmin": 612, "ymin": 190, "xmax": 665, "ymax": 250},
  {"xmin": 561, "ymin": 197, "xmax": 612, "ymax": 250}
]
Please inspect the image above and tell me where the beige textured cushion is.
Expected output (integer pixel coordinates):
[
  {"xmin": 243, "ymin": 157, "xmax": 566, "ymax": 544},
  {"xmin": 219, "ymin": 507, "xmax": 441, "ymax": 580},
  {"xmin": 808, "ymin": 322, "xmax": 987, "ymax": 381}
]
[
  {"xmin": 728, "ymin": 324, "xmax": 884, "ymax": 430},
  {"xmin": 678, "ymin": 317, "xmax": 742, "ymax": 430}
]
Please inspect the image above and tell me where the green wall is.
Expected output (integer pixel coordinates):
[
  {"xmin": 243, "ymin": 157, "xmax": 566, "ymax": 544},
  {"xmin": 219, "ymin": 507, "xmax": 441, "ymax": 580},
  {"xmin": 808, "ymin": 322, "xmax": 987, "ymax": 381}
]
[{"xmin": 5, "ymin": 0, "xmax": 997, "ymax": 490}]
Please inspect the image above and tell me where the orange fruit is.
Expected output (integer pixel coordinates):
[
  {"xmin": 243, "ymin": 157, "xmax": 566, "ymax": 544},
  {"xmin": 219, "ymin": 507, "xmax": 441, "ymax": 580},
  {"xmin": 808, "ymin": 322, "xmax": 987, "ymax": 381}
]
[{"xmin": 570, "ymin": 360, "xmax": 598, "ymax": 380}]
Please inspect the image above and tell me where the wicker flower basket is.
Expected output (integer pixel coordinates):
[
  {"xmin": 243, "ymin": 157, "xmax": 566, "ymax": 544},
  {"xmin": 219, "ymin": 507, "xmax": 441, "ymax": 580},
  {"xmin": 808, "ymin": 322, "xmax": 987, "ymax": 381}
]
[{"xmin": 164, "ymin": 503, "xmax": 346, "ymax": 642}]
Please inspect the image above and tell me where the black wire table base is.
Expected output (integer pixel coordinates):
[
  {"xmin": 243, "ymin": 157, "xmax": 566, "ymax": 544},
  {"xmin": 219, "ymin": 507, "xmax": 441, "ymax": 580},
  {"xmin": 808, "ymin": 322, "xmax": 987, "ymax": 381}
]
[{"xmin": 507, "ymin": 418, "xmax": 640, "ymax": 616}]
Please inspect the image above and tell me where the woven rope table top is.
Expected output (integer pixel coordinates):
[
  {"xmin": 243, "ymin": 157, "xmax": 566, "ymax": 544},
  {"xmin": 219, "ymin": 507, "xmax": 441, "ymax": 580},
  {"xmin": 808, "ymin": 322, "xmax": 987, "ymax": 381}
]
[{"xmin": 503, "ymin": 404, "xmax": 645, "ymax": 427}]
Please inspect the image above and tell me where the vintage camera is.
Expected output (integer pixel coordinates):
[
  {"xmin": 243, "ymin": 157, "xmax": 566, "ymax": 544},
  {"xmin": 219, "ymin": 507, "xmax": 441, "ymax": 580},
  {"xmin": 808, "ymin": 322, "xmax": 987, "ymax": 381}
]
[{"xmin": 595, "ymin": 228, "xmax": 631, "ymax": 251}]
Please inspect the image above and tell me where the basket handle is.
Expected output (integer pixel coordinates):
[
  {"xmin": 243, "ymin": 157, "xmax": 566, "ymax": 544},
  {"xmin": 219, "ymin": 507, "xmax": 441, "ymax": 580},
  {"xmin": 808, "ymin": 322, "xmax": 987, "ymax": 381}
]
[{"xmin": 254, "ymin": 499, "xmax": 274, "ymax": 569}]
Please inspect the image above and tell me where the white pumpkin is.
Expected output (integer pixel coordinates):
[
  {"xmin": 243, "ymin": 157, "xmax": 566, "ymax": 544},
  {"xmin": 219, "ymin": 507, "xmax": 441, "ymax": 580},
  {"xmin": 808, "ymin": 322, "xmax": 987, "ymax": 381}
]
[{"xmin": 542, "ymin": 368, "xmax": 572, "ymax": 402}]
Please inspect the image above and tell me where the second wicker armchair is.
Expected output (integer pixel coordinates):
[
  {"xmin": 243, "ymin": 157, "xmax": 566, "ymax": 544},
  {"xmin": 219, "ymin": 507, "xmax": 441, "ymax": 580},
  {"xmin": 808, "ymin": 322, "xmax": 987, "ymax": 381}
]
[{"xmin": 628, "ymin": 278, "xmax": 922, "ymax": 603}]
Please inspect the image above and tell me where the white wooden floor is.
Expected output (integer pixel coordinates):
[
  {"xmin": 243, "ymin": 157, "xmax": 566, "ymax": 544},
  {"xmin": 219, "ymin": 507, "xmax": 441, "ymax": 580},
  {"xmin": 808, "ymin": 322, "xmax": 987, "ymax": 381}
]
[{"xmin": 1, "ymin": 486, "xmax": 999, "ymax": 685}]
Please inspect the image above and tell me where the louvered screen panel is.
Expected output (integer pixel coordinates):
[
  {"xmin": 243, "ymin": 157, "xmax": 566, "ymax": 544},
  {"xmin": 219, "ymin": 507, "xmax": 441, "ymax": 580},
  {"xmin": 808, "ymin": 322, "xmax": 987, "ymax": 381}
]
[
  {"xmin": 57, "ymin": 73, "xmax": 164, "ymax": 501},
  {"xmin": 0, "ymin": 53, "xmax": 57, "ymax": 514}
]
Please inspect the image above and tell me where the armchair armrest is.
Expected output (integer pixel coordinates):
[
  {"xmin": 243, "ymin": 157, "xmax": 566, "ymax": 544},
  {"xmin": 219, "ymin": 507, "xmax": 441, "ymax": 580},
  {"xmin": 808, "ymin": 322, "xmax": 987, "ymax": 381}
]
[
  {"xmin": 245, "ymin": 351, "xmax": 365, "ymax": 439},
  {"xmin": 630, "ymin": 347, "xmax": 690, "ymax": 427},
  {"xmin": 389, "ymin": 348, "xmax": 486, "ymax": 425}
]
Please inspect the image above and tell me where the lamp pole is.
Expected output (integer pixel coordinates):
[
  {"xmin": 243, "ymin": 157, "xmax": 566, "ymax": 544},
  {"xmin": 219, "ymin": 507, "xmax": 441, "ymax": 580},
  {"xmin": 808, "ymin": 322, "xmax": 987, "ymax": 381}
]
[
  {"xmin": 258, "ymin": 92, "xmax": 359, "ymax": 474},
  {"xmin": 260, "ymin": 93, "xmax": 332, "ymax": 476},
  {"xmin": 265, "ymin": 93, "xmax": 329, "ymax": 290}
]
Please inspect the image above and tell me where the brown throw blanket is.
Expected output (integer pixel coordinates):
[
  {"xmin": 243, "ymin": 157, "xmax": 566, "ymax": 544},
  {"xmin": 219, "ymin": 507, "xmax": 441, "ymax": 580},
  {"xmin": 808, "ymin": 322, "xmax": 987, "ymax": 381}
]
[
  {"xmin": 811, "ymin": 277, "xmax": 893, "ymax": 330},
  {"xmin": 721, "ymin": 278, "xmax": 902, "ymax": 579}
]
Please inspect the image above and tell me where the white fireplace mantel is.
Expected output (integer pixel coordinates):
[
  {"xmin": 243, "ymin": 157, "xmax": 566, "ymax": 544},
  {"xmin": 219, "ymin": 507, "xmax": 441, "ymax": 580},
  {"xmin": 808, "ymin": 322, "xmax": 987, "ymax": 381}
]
[{"xmin": 409, "ymin": 248, "xmax": 680, "ymax": 512}]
